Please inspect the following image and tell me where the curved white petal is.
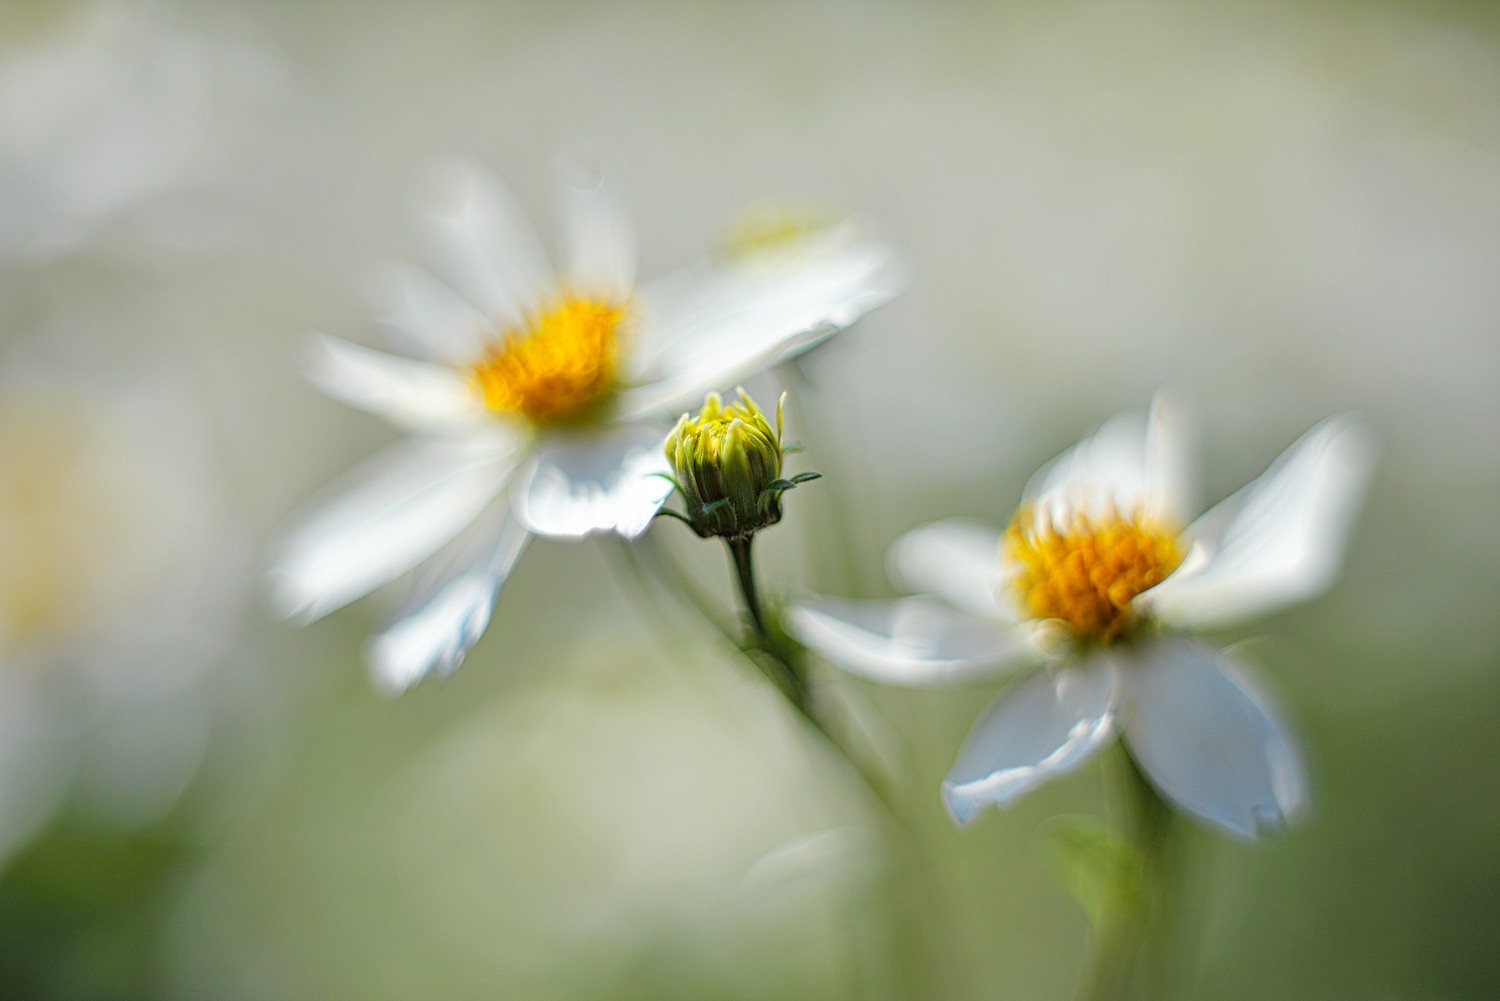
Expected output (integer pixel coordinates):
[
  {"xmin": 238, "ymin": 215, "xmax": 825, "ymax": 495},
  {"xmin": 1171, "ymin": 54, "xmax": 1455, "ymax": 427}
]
[
  {"xmin": 617, "ymin": 228, "xmax": 905, "ymax": 418},
  {"xmin": 556, "ymin": 160, "xmax": 636, "ymax": 302},
  {"xmin": 887, "ymin": 518, "xmax": 1009, "ymax": 621},
  {"xmin": 514, "ymin": 425, "xmax": 674, "ymax": 541},
  {"xmin": 1119, "ymin": 638, "xmax": 1307, "ymax": 840},
  {"xmin": 1144, "ymin": 416, "xmax": 1375, "ymax": 629},
  {"xmin": 370, "ymin": 262, "xmax": 492, "ymax": 364},
  {"xmin": 1144, "ymin": 392, "xmax": 1195, "ymax": 524},
  {"xmin": 302, "ymin": 335, "xmax": 486, "ymax": 431},
  {"xmin": 269, "ymin": 435, "xmax": 519, "ymax": 622},
  {"xmin": 367, "ymin": 514, "xmax": 531, "ymax": 694},
  {"xmin": 941, "ymin": 658, "xmax": 1118, "ymax": 825},
  {"xmin": 787, "ymin": 595, "xmax": 1039, "ymax": 688},
  {"xmin": 413, "ymin": 159, "xmax": 552, "ymax": 330},
  {"xmin": 1026, "ymin": 401, "xmax": 1185, "ymax": 525}
]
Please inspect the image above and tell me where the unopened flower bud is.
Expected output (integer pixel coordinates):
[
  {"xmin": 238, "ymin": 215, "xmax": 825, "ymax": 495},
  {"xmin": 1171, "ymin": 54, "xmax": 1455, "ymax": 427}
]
[{"xmin": 663, "ymin": 389, "xmax": 817, "ymax": 540}]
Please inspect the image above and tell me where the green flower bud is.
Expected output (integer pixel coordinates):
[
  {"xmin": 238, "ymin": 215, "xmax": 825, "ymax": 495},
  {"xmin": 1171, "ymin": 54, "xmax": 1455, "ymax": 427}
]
[{"xmin": 663, "ymin": 389, "xmax": 817, "ymax": 540}]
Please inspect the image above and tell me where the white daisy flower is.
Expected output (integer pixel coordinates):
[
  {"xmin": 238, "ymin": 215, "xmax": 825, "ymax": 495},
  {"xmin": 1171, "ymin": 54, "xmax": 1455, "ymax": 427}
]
[
  {"xmin": 789, "ymin": 397, "xmax": 1374, "ymax": 839},
  {"xmin": 271, "ymin": 160, "xmax": 903, "ymax": 694}
]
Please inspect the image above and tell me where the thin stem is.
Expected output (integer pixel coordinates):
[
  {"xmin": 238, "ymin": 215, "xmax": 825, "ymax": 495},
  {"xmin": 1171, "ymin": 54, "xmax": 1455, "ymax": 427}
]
[
  {"xmin": 723, "ymin": 531, "xmax": 936, "ymax": 1001},
  {"xmin": 1073, "ymin": 745, "xmax": 1178, "ymax": 1001},
  {"xmin": 635, "ymin": 531, "xmax": 739, "ymax": 641},
  {"xmin": 728, "ymin": 535, "xmax": 769, "ymax": 636}
]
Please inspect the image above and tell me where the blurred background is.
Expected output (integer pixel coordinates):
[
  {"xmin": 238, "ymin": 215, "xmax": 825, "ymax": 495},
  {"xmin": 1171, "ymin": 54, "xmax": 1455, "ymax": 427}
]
[{"xmin": 1, "ymin": 0, "xmax": 1497, "ymax": 998}]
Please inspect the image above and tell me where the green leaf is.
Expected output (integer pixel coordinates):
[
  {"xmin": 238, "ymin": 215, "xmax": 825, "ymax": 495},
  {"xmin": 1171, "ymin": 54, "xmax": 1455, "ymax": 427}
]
[
  {"xmin": 788, "ymin": 471, "xmax": 822, "ymax": 484},
  {"xmin": 1042, "ymin": 815, "xmax": 1152, "ymax": 932}
]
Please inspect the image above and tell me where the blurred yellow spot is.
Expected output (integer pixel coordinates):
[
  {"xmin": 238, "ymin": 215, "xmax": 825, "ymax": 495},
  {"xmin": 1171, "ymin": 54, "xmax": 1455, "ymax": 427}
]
[
  {"xmin": 468, "ymin": 297, "xmax": 625, "ymax": 425},
  {"xmin": 0, "ymin": 404, "xmax": 129, "ymax": 650},
  {"xmin": 1007, "ymin": 506, "xmax": 1184, "ymax": 642},
  {"xmin": 722, "ymin": 205, "xmax": 835, "ymax": 261}
]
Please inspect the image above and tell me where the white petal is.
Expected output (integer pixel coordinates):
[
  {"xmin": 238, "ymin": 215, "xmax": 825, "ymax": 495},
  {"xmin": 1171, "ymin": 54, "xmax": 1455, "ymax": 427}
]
[
  {"xmin": 302, "ymin": 335, "xmax": 487, "ymax": 431},
  {"xmin": 1144, "ymin": 392, "xmax": 1195, "ymax": 523},
  {"xmin": 787, "ymin": 596, "xmax": 1039, "ymax": 688},
  {"xmin": 370, "ymin": 263, "xmax": 492, "ymax": 364},
  {"xmin": 367, "ymin": 514, "xmax": 531, "ymax": 694},
  {"xmin": 1119, "ymin": 638, "xmax": 1307, "ymax": 840},
  {"xmin": 1025, "ymin": 405, "xmax": 1163, "ymax": 524},
  {"xmin": 886, "ymin": 518, "xmax": 1010, "ymax": 621},
  {"xmin": 514, "ymin": 425, "xmax": 674, "ymax": 540},
  {"xmin": 269, "ymin": 435, "xmax": 519, "ymax": 622},
  {"xmin": 1144, "ymin": 416, "xmax": 1375, "ymax": 629},
  {"xmin": 941, "ymin": 658, "xmax": 1118, "ymax": 825},
  {"xmin": 413, "ymin": 159, "xmax": 552, "ymax": 329},
  {"xmin": 556, "ymin": 160, "xmax": 636, "ymax": 302},
  {"xmin": 617, "ymin": 226, "xmax": 905, "ymax": 418}
]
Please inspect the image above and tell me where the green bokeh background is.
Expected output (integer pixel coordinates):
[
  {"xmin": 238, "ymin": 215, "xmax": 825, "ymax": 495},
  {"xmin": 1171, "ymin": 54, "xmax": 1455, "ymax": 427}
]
[{"xmin": 2, "ymin": 1, "xmax": 1497, "ymax": 998}]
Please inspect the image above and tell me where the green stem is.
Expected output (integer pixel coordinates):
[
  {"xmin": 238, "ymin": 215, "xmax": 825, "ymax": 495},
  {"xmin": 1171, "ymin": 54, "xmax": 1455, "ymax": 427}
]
[
  {"xmin": 635, "ymin": 532, "xmax": 739, "ymax": 642},
  {"xmin": 725, "ymin": 531, "xmax": 936, "ymax": 1001},
  {"xmin": 1074, "ymin": 747, "xmax": 1178, "ymax": 1001},
  {"xmin": 728, "ymin": 535, "xmax": 769, "ymax": 636}
]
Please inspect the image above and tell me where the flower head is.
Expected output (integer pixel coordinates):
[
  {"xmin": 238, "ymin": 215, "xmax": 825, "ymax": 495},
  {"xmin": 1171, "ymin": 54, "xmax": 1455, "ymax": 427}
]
[
  {"xmin": 665, "ymin": 389, "xmax": 800, "ymax": 539},
  {"xmin": 789, "ymin": 397, "xmax": 1375, "ymax": 839},
  {"xmin": 271, "ymin": 160, "xmax": 902, "ymax": 693}
]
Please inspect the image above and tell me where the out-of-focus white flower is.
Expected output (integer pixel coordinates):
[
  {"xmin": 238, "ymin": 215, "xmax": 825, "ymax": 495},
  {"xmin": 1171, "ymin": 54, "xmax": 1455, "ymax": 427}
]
[
  {"xmin": 270, "ymin": 160, "xmax": 903, "ymax": 694},
  {"xmin": 0, "ymin": 367, "xmax": 244, "ymax": 867},
  {"xmin": 790, "ymin": 398, "xmax": 1374, "ymax": 839},
  {"xmin": 0, "ymin": 0, "xmax": 287, "ymax": 261}
]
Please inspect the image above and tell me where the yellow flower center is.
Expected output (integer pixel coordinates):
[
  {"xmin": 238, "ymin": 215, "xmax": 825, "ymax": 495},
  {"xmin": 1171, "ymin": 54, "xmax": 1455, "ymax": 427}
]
[
  {"xmin": 1006, "ymin": 505, "xmax": 1185, "ymax": 643},
  {"xmin": 468, "ymin": 296, "xmax": 626, "ymax": 425}
]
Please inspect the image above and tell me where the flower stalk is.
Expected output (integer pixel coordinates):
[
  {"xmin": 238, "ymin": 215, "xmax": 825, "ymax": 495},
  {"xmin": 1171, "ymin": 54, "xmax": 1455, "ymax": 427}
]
[{"xmin": 1074, "ymin": 747, "xmax": 1181, "ymax": 1001}]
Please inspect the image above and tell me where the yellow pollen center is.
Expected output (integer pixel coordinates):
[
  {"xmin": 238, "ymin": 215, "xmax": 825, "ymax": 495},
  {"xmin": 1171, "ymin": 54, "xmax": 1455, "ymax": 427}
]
[
  {"xmin": 1006, "ymin": 506, "xmax": 1185, "ymax": 642},
  {"xmin": 468, "ymin": 297, "xmax": 625, "ymax": 425}
]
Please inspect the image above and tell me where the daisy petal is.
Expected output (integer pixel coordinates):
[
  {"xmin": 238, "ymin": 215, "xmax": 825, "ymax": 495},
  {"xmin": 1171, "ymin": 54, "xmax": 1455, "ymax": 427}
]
[
  {"xmin": 414, "ymin": 159, "xmax": 552, "ymax": 329},
  {"xmin": 515, "ymin": 426, "xmax": 674, "ymax": 540},
  {"xmin": 370, "ymin": 263, "xmax": 491, "ymax": 364},
  {"xmin": 367, "ymin": 514, "xmax": 531, "ymax": 694},
  {"xmin": 1144, "ymin": 416, "xmax": 1375, "ymax": 629},
  {"xmin": 1120, "ymin": 638, "xmax": 1307, "ymax": 840},
  {"xmin": 787, "ymin": 596, "xmax": 1039, "ymax": 687},
  {"xmin": 941, "ymin": 658, "xmax": 1118, "ymax": 825},
  {"xmin": 302, "ymin": 335, "xmax": 485, "ymax": 431},
  {"xmin": 887, "ymin": 519, "xmax": 1010, "ymax": 621},
  {"xmin": 1026, "ymin": 408, "xmax": 1152, "ymax": 523},
  {"xmin": 269, "ymin": 435, "xmax": 518, "ymax": 622},
  {"xmin": 618, "ymin": 228, "xmax": 904, "ymax": 418},
  {"xmin": 1144, "ymin": 392, "xmax": 1194, "ymax": 523},
  {"xmin": 556, "ymin": 160, "xmax": 635, "ymax": 302}
]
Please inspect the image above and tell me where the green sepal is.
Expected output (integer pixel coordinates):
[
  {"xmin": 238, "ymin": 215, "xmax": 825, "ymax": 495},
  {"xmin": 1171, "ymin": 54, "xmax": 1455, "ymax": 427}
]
[{"xmin": 652, "ymin": 507, "xmax": 695, "ymax": 527}]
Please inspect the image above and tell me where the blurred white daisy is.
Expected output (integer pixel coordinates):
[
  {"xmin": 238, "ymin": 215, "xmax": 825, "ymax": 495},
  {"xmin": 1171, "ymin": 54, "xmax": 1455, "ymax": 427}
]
[
  {"xmin": 789, "ymin": 398, "xmax": 1374, "ymax": 839},
  {"xmin": 0, "ymin": 366, "xmax": 244, "ymax": 867},
  {"xmin": 271, "ymin": 160, "xmax": 903, "ymax": 693}
]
